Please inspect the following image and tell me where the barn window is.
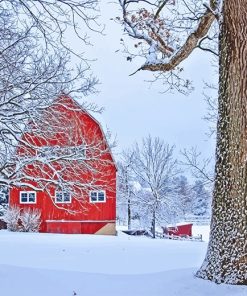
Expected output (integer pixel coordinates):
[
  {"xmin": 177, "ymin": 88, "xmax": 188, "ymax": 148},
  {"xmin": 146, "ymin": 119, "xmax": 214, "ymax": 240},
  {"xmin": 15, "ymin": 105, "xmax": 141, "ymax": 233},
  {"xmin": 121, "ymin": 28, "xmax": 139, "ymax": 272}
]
[
  {"xmin": 90, "ymin": 191, "xmax": 106, "ymax": 203},
  {"xmin": 20, "ymin": 191, "xmax": 36, "ymax": 204},
  {"xmin": 55, "ymin": 191, "xmax": 71, "ymax": 203}
]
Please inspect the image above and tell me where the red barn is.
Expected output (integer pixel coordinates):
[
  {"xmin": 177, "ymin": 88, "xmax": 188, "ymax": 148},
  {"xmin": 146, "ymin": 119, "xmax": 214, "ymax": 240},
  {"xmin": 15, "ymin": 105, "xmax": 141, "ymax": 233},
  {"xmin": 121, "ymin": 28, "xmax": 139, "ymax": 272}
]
[{"xmin": 9, "ymin": 95, "xmax": 117, "ymax": 235}]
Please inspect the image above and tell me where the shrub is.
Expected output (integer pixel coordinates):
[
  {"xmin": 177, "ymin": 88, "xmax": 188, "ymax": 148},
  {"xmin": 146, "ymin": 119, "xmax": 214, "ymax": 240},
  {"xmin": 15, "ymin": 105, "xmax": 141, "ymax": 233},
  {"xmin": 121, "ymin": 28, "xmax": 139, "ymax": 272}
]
[
  {"xmin": 21, "ymin": 208, "xmax": 41, "ymax": 232},
  {"xmin": 3, "ymin": 206, "xmax": 21, "ymax": 231}
]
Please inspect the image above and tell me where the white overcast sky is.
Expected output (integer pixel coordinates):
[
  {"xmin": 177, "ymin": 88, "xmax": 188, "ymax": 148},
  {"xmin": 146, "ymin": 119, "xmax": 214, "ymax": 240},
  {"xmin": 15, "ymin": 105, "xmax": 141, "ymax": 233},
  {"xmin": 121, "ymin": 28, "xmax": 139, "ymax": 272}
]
[{"xmin": 76, "ymin": 1, "xmax": 217, "ymax": 159}]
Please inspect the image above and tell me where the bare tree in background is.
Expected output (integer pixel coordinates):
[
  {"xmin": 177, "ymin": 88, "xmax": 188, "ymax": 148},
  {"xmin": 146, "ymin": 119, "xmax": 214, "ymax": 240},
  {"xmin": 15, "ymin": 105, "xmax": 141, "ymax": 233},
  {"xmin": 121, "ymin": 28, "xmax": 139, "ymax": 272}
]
[
  {"xmin": 180, "ymin": 148, "xmax": 214, "ymax": 218},
  {"xmin": 181, "ymin": 147, "xmax": 214, "ymax": 188},
  {"xmin": 117, "ymin": 152, "xmax": 136, "ymax": 229},
  {"xmin": 173, "ymin": 175, "xmax": 193, "ymax": 217},
  {"xmin": 118, "ymin": 0, "xmax": 247, "ymax": 284},
  {"xmin": 129, "ymin": 136, "xmax": 179, "ymax": 238}
]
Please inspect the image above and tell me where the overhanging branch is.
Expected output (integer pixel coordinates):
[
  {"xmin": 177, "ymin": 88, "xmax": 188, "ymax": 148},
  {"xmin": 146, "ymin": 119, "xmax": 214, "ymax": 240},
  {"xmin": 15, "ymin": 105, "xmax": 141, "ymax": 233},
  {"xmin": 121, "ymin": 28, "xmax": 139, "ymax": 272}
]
[{"xmin": 140, "ymin": 9, "xmax": 216, "ymax": 72}]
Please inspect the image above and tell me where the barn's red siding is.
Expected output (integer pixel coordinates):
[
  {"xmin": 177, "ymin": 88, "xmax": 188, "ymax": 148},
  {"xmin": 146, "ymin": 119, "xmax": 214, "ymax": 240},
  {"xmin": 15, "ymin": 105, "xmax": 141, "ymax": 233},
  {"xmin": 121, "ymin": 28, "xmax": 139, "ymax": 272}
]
[
  {"xmin": 9, "ymin": 96, "xmax": 117, "ymax": 235},
  {"xmin": 45, "ymin": 221, "xmax": 112, "ymax": 234}
]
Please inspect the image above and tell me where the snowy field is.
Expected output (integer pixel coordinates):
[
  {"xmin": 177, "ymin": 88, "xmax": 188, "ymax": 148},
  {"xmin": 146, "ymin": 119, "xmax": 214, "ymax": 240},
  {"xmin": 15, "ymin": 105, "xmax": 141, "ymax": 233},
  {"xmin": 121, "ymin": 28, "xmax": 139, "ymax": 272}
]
[{"xmin": 0, "ymin": 226, "xmax": 246, "ymax": 296}]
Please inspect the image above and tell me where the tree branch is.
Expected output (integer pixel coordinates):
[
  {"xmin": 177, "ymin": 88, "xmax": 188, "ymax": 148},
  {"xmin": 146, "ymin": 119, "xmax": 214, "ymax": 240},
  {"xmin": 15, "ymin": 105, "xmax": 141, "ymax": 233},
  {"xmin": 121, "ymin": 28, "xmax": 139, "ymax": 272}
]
[
  {"xmin": 154, "ymin": 0, "xmax": 169, "ymax": 20},
  {"xmin": 140, "ymin": 8, "xmax": 216, "ymax": 72}
]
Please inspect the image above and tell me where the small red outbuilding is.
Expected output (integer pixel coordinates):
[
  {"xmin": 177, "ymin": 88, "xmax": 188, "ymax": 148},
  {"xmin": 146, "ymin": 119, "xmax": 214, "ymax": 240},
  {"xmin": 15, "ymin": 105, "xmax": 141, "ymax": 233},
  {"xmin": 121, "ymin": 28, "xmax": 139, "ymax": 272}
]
[
  {"xmin": 164, "ymin": 223, "xmax": 193, "ymax": 237},
  {"xmin": 9, "ymin": 95, "xmax": 117, "ymax": 235}
]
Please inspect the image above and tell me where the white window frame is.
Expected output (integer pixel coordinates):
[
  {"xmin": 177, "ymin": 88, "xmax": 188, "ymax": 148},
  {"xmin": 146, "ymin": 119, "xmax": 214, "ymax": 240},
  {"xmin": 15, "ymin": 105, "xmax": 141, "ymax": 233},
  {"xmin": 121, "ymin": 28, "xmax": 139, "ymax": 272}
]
[
  {"xmin": 55, "ymin": 191, "xmax": 71, "ymax": 204},
  {"xmin": 89, "ymin": 190, "xmax": 106, "ymax": 203},
  {"xmin": 20, "ymin": 191, "xmax": 37, "ymax": 204}
]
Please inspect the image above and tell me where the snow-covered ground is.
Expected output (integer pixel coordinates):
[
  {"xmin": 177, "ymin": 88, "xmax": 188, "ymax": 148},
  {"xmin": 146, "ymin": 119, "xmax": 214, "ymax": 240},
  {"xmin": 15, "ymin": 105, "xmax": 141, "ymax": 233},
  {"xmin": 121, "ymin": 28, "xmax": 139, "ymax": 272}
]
[{"xmin": 0, "ymin": 227, "xmax": 246, "ymax": 296}]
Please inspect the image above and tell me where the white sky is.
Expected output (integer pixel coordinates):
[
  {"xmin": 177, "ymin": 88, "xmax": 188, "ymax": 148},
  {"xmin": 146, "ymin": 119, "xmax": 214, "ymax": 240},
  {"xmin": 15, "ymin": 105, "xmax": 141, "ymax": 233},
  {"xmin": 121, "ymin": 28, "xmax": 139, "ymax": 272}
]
[{"xmin": 77, "ymin": 1, "xmax": 217, "ymax": 160}]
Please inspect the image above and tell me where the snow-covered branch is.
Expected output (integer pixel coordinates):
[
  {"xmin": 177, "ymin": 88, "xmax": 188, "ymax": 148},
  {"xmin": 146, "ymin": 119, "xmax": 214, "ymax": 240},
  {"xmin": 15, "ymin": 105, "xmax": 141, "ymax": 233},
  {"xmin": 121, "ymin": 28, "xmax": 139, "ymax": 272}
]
[
  {"xmin": 118, "ymin": 0, "xmax": 220, "ymax": 88},
  {"xmin": 180, "ymin": 147, "xmax": 214, "ymax": 187}
]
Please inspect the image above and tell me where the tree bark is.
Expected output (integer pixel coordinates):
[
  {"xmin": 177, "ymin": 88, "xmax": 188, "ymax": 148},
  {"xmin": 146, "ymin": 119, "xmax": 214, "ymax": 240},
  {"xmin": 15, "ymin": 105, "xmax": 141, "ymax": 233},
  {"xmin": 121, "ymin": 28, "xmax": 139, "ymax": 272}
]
[
  {"xmin": 127, "ymin": 197, "xmax": 131, "ymax": 230},
  {"xmin": 196, "ymin": 0, "xmax": 247, "ymax": 284},
  {"xmin": 151, "ymin": 210, "xmax": 156, "ymax": 238}
]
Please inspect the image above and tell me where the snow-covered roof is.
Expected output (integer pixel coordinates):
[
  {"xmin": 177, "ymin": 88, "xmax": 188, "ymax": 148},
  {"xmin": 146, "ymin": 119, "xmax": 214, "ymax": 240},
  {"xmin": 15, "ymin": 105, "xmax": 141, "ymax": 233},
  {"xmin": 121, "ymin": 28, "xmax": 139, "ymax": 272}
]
[{"xmin": 166, "ymin": 222, "xmax": 193, "ymax": 227}]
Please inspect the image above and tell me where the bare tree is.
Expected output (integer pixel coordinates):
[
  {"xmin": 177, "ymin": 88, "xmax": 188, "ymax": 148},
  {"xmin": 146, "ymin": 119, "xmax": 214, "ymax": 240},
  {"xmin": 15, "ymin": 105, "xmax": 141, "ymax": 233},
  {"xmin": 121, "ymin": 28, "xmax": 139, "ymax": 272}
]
[
  {"xmin": 181, "ymin": 147, "xmax": 214, "ymax": 188},
  {"xmin": 180, "ymin": 148, "xmax": 214, "ymax": 217},
  {"xmin": 0, "ymin": 1, "xmax": 116, "ymax": 205},
  {"xmin": 129, "ymin": 136, "xmax": 179, "ymax": 238},
  {"xmin": 191, "ymin": 180, "xmax": 211, "ymax": 216},
  {"xmin": 118, "ymin": 0, "xmax": 247, "ymax": 284},
  {"xmin": 173, "ymin": 175, "xmax": 193, "ymax": 217},
  {"xmin": 117, "ymin": 152, "xmax": 136, "ymax": 229},
  {"xmin": 2, "ymin": 0, "xmax": 100, "ymax": 47}
]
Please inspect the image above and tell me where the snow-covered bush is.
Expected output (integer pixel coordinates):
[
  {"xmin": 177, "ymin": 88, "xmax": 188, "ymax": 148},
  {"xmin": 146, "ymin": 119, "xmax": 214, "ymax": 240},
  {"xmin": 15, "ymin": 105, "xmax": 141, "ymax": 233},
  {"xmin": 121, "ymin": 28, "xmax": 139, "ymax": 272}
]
[
  {"xmin": 21, "ymin": 208, "xmax": 41, "ymax": 232},
  {"xmin": 3, "ymin": 206, "xmax": 21, "ymax": 232},
  {"xmin": 3, "ymin": 207, "xmax": 41, "ymax": 232},
  {"xmin": 0, "ymin": 204, "xmax": 8, "ymax": 216},
  {"xmin": 0, "ymin": 187, "xmax": 9, "ymax": 217}
]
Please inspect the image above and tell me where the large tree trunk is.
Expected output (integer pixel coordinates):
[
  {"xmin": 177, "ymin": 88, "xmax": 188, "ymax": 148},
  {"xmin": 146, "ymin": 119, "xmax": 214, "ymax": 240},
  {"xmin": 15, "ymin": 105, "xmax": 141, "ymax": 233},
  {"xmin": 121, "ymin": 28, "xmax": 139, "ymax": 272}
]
[{"xmin": 196, "ymin": 0, "xmax": 247, "ymax": 284}]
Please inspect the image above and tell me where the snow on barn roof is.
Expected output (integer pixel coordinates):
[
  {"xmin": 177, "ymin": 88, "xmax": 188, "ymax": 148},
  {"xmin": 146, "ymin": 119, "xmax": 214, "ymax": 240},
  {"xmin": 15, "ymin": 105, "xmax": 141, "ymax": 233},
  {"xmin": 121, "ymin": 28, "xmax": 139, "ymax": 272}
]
[{"xmin": 166, "ymin": 222, "xmax": 193, "ymax": 227}]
